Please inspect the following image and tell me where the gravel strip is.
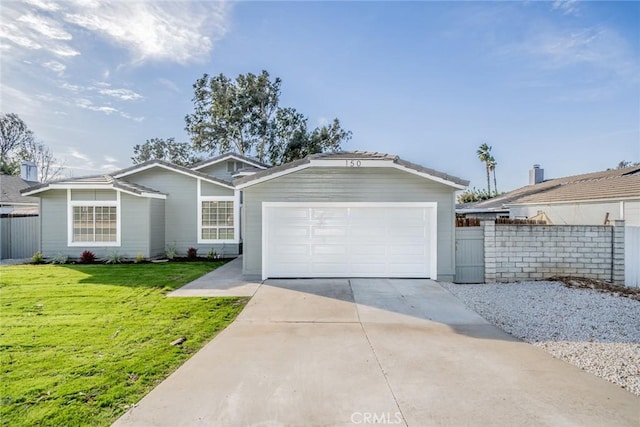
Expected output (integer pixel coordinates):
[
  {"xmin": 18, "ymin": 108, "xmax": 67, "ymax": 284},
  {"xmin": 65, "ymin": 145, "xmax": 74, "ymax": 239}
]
[{"xmin": 440, "ymin": 281, "xmax": 640, "ymax": 396}]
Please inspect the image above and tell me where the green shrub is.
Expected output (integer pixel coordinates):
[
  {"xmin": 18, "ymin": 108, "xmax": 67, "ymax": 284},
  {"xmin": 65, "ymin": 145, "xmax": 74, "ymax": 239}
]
[
  {"xmin": 134, "ymin": 253, "xmax": 145, "ymax": 263},
  {"xmin": 104, "ymin": 251, "xmax": 123, "ymax": 264},
  {"xmin": 207, "ymin": 248, "xmax": 217, "ymax": 260},
  {"xmin": 165, "ymin": 245, "xmax": 177, "ymax": 260},
  {"xmin": 50, "ymin": 253, "xmax": 68, "ymax": 264},
  {"xmin": 31, "ymin": 251, "xmax": 44, "ymax": 264}
]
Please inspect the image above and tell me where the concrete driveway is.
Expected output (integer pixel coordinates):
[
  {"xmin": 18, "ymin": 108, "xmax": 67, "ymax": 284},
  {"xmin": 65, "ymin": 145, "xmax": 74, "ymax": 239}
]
[{"xmin": 114, "ymin": 279, "xmax": 639, "ymax": 426}]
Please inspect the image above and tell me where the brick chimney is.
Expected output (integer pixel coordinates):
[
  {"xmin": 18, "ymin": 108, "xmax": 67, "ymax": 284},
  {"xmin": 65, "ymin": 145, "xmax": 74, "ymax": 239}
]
[{"xmin": 529, "ymin": 164, "xmax": 544, "ymax": 185}]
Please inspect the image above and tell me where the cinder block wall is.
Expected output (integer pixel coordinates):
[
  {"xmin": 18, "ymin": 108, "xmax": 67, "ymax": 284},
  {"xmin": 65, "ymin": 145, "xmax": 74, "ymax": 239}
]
[{"xmin": 483, "ymin": 220, "xmax": 625, "ymax": 284}]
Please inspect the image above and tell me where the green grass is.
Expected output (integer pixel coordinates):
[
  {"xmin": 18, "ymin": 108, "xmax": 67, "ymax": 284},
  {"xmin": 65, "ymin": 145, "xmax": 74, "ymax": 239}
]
[{"xmin": 0, "ymin": 262, "xmax": 248, "ymax": 426}]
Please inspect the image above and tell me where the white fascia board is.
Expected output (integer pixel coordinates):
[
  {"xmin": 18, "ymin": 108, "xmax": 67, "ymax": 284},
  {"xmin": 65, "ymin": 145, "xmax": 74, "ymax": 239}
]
[
  {"xmin": 114, "ymin": 163, "xmax": 234, "ymax": 189},
  {"xmin": 192, "ymin": 154, "xmax": 267, "ymax": 171},
  {"xmin": 236, "ymin": 163, "xmax": 311, "ymax": 189},
  {"xmin": 22, "ymin": 183, "xmax": 115, "ymax": 196}
]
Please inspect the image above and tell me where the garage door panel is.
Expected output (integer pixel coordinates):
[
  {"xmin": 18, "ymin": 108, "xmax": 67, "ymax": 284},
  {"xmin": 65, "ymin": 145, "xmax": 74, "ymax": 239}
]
[
  {"xmin": 312, "ymin": 263, "xmax": 350, "ymax": 275},
  {"xmin": 279, "ymin": 208, "xmax": 310, "ymax": 219},
  {"xmin": 264, "ymin": 204, "xmax": 435, "ymax": 279},
  {"xmin": 312, "ymin": 245, "xmax": 348, "ymax": 256},
  {"xmin": 311, "ymin": 227, "xmax": 348, "ymax": 238},
  {"xmin": 389, "ymin": 263, "xmax": 427, "ymax": 274},
  {"xmin": 350, "ymin": 263, "xmax": 388, "ymax": 275},
  {"xmin": 388, "ymin": 244, "xmax": 426, "ymax": 256},
  {"xmin": 285, "ymin": 227, "xmax": 310, "ymax": 238},
  {"xmin": 350, "ymin": 244, "xmax": 387, "ymax": 256}
]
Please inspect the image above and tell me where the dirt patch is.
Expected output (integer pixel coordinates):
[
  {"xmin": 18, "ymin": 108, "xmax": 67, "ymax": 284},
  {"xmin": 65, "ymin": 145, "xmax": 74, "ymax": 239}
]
[{"xmin": 548, "ymin": 276, "xmax": 640, "ymax": 302}]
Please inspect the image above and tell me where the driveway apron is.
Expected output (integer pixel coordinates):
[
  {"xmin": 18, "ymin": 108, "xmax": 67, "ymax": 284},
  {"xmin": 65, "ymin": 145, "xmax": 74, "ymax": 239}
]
[{"xmin": 114, "ymin": 279, "xmax": 639, "ymax": 427}]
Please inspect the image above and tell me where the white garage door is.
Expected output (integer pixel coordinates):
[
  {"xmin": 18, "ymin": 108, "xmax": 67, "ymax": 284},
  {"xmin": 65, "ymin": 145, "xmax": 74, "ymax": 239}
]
[{"xmin": 262, "ymin": 202, "xmax": 437, "ymax": 279}]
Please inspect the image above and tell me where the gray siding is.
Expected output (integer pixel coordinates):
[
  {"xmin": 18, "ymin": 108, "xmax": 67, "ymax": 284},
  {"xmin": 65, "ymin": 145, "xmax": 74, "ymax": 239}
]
[
  {"xmin": 201, "ymin": 180, "xmax": 233, "ymax": 197},
  {"xmin": 40, "ymin": 190, "xmax": 151, "ymax": 258},
  {"xmin": 125, "ymin": 167, "xmax": 238, "ymax": 256},
  {"xmin": 120, "ymin": 193, "xmax": 150, "ymax": 257},
  {"xmin": 197, "ymin": 160, "xmax": 250, "ymax": 182},
  {"xmin": 41, "ymin": 190, "xmax": 67, "ymax": 256},
  {"xmin": 70, "ymin": 189, "xmax": 117, "ymax": 201},
  {"xmin": 149, "ymin": 198, "xmax": 165, "ymax": 257},
  {"xmin": 242, "ymin": 167, "xmax": 457, "ymax": 281}
]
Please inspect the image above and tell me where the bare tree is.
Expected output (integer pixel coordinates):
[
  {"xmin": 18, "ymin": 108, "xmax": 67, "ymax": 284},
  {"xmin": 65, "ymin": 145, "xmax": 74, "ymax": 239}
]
[{"xmin": 20, "ymin": 139, "xmax": 64, "ymax": 182}]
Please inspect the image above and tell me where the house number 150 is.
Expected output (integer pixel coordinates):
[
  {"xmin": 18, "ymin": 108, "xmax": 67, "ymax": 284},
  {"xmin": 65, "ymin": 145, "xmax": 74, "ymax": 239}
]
[{"xmin": 346, "ymin": 160, "xmax": 362, "ymax": 167}]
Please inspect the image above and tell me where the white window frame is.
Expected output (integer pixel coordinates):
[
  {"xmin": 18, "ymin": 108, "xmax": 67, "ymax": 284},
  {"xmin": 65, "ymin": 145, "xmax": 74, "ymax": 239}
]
[
  {"xmin": 67, "ymin": 189, "xmax": 121, "ymax": 247},
  {"xmin": 197, "ymin": 180, "xmax": 240, "ymax": 244}
]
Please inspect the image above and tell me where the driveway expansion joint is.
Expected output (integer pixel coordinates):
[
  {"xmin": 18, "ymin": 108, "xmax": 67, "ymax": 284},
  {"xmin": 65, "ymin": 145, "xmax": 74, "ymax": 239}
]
[{"xmin": 349, "ymin": 279, "xmax": 409, "ymax": 427}]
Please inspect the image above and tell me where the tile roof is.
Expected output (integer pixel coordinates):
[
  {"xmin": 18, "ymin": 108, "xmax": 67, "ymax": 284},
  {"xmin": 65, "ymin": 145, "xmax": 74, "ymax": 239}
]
[
  {"xmin": 234, "ymin": 150, "xmax": 469, "ymax": 188},
  {"xmin": 462, "ymin": 166, "xmax": 640, "ymax": 210},
  {"xmin": 21, "ymin": 174, "xmax": 167, "ymax": 197},
  {"xmin": 1, "ymin": 174, "xmax": 39, "ymax": 205},
  {"xmin": 114, "ymin": 159, "xmax": 233, "ymax": 187}
]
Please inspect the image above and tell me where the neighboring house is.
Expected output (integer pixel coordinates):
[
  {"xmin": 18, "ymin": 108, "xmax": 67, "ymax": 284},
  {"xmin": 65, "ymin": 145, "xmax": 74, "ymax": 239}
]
[
  {"xmin": 457, "ymin": 165, "xmax": 640, "ymax": 226},
  {"xmin": 0, "ymin": 174, "xmax": 39, "ymax": 215},
  {"xmin": 22, "ymin": 151, "xmax": 468, "ymax": 281}
]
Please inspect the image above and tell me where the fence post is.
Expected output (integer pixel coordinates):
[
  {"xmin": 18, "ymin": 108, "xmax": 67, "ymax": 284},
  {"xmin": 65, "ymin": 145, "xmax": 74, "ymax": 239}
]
[
  {"xmin": 612, "ymin": 220, "xmax": 625, "ymax": 285},
  {"xmin": 483, "ymin": 220, "xmax": 496, "ymax": 283}
]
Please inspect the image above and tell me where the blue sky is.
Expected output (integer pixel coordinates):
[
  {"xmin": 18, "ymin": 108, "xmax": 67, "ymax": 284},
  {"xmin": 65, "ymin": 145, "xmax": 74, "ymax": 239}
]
[{"xmin": 2, "ymin": 0, "xmax": 639, "ymax": 191}]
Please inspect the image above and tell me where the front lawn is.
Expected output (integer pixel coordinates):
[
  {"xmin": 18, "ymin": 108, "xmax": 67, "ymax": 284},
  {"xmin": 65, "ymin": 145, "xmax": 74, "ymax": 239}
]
[{"xmin": 0, "ymin": 262, "xmax": 248, "ymax": 426}]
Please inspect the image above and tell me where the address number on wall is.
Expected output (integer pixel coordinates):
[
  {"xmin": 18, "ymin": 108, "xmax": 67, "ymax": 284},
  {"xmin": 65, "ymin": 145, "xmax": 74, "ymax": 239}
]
[{"xmin": 345, "ymin": 160, "xmax": 362, "ymax": 167}]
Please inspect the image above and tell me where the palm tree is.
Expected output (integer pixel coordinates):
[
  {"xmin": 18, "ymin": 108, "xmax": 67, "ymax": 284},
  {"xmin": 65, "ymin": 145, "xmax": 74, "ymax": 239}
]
[
  {"xmin": 476, "ymin": 143, "xmax": 492, "ymax": 194},
  {"xmin": 487, "ymin": 155, "xmax": 498, "ymax": 195}
]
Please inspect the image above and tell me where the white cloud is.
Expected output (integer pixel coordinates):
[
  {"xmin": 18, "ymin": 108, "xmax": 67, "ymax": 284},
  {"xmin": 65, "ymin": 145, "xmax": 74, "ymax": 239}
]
[
  {"xmin": 98, "ymin": 88, "xmax": 142, "ymax": 101},
  {"xmin": 157, "ymin": 78, "xmax": 181, "ymax": 93},
  {"xmin": 63, "ymin": 1, "xmax": 231, "ymax": 64},
  {"xmin": 22, "ymin": 0, "xmax": 61, "ymax": 12},
  {"xmin": 43, "ymin": 60, "xmax": 66, "ymax": 74},
  {"xmin": 60, "ymin": 82, "xmax": 82, "ymax": 92},
  {"xmin": 74, "ymin": 97, "xmax": 144, "ymax": 122},
  {"xmin": 69, "ymin": 148, "xmax": 91, "ymax": 162},
  {"xmin": 76, "ymin": 98, "xmax": 118, "ymax": 115},
  {"xmin": 18, "ymin": 13, "xmax": 72, "ymax": 40},
  {"xmin": 527, "ymin": 27, "xmax": 637, "ymax": 78},
  {"xmin": 551, "ymin": 0, "xmax": 580, "ymax": 16},
  {"xmin": 104, "ymin": 155, "xmax": 117, "ymax": 163}
]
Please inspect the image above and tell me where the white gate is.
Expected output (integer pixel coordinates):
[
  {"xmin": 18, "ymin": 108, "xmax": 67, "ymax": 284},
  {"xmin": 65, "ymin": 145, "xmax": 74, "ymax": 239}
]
[{"xmin": 625, "ymin": 226, "xmax": 640, "ymax": 287}]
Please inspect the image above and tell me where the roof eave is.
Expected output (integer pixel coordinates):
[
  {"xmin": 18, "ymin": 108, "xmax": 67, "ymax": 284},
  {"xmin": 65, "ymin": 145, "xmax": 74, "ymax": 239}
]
[{"xmin": 505, "ymin": 195, "xmax": 640, "ymax": 207}]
